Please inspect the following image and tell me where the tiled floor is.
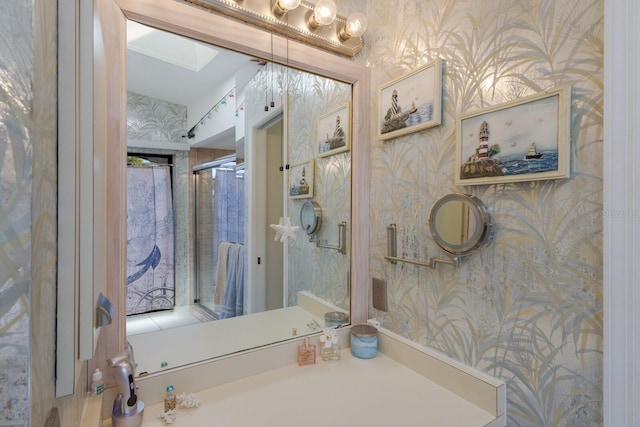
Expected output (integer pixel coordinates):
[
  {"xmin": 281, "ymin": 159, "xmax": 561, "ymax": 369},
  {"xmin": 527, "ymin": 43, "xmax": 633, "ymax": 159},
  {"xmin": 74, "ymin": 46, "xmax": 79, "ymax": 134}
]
[{"xmin": 126, "ymin": 305, "xmax": 214, "ymax": 336}]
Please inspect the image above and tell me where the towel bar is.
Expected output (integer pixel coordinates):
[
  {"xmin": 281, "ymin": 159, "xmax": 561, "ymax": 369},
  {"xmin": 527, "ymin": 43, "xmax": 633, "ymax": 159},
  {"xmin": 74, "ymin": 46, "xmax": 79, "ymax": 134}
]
[{"xmin": 310, "ymin": 221, "xmax": 347, "ymax": 254}]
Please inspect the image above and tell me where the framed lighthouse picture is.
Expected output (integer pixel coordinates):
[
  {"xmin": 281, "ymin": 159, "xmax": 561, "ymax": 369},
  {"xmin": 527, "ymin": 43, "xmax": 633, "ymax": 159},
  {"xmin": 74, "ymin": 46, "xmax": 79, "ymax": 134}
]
[
  {"xmin": 455, "ymin": 86, "xmax": 571, "ymax": 186},
  {"xmin": 377, "ymin": 58, "xmax": 443, "ymax": 141},
  {"xmin": 316, "ymin": 103, "xmax": 350, "ymax": 158}
]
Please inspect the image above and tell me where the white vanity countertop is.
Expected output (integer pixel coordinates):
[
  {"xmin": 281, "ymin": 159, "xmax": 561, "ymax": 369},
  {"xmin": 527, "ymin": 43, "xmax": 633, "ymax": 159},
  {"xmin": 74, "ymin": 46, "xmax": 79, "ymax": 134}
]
[{"xmin": 122, "ymin": 351, "xmax": 497, "ymax": 427}]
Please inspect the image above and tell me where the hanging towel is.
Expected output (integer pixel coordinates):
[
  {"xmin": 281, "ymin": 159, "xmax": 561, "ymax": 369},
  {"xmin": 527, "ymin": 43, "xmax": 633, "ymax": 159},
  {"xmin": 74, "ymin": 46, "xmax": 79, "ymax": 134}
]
[
  {"xmin": 214, "ymin": 242, "xmax": 232, "ymax": 312},
  {"xmin": 219, "ymin": 244, "xmax": 239, "ymax": 319},
  {"xmin": 236, "ymin": 244, "xmax": 246, "ymax": 316},
  {"xmin": 220, "ymin": 243, "xmax": 246, "ymax": 319}
]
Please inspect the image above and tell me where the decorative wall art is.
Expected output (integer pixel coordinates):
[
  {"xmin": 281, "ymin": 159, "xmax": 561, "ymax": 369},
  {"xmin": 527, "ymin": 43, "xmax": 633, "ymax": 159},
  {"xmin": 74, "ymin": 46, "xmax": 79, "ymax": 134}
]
[
  {"xmin": 316, "ymin": 103, "xmax": 351, "ymax": 157},
  {"xmin": 377, "ymin": 58, "xmax": 443, "ymax": 140},
  {"xmin": 455, "ymin": 86, "xmax": 571, "ymax": 186},
  {"xmin": 289, "ymin": 159, "xmax": 315, "ymax": 199}
]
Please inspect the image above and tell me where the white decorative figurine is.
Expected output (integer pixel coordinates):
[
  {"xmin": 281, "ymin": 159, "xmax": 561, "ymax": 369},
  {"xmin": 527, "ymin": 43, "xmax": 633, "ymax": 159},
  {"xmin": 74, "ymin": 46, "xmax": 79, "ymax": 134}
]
[{"xmin": 270, "ymin": 217, "xmax": 299, "ymax": 242}]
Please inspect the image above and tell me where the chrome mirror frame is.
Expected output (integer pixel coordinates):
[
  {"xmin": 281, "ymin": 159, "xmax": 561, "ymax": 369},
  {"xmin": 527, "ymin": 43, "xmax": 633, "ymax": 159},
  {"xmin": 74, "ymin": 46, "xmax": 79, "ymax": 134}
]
[{"xmin": 429, "ymin": 193, "xmax": 492, "ymax": 256}]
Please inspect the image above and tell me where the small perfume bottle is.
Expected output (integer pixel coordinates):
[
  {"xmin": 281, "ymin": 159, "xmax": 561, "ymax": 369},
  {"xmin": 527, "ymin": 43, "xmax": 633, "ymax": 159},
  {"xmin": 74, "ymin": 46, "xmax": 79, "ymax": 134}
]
[
  {"xmin": 297, "ymin": 337, "xmax": 316, "ymax": 366},
  {"xmin": 319, "ymin": 328, "xmax": 341, "ymax": 361},
  {"xmin": 320, "ymin": 341, "xmax": 341, "ymax": 361}
]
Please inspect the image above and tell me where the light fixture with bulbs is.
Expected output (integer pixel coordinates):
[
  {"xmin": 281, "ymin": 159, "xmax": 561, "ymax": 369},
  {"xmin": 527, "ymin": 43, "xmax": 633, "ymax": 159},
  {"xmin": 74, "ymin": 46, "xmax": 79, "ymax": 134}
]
[{"xmin": 182, "ymin": 0, "xmax": 365, "ymax": 57}]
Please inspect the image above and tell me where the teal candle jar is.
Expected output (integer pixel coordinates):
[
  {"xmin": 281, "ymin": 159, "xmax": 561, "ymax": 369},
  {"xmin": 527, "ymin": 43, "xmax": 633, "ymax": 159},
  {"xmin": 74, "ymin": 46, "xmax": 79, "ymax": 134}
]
[
  {"xmin": 350, "ymin": 324, "xmax": 378, "ymax": 359},
  {"xmin": 324, "ymin": 311, "xmax": 349, "ymax": 328}
]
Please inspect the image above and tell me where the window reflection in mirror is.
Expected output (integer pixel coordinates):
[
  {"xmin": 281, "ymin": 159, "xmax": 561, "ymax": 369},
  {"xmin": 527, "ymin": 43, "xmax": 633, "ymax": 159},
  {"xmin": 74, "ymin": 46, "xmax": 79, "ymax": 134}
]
[
  {"xmin": 124, "ymin": 20, "xmax": 351, "ymax": 376},
  {"xmin": 126, "ymin": 154, "xmax": 176, "ymax": 315}
]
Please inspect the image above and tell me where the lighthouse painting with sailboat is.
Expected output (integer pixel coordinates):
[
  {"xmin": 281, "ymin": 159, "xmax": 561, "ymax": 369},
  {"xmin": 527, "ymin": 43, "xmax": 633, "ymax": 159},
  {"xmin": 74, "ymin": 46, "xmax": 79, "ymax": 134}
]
[
  {"xmin": 459, "ymin": 93, "xmax": 561, "ymax": 181},
  {"xmin": 378, "ymin": 61, "xmax": 440, "ymax": 138},
  {"xmin": 381, "ymin": 87, "xmax": 434, "ymax": 135}
]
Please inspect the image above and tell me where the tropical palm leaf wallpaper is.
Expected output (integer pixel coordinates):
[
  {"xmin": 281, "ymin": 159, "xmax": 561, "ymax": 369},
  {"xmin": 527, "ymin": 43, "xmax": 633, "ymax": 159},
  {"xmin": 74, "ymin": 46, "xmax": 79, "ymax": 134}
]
[
  {"xmin": 0, "ymin": 0, "xmax": 65, "ymax": 425},
  {"xmin": 245, "ymin": 65, "xmax": 352, "ymax": 312},
  {"xmin": 285, "ymin": 71, "xmax": 352, "ymax": 311},
  {"xmin": 0, "ymin": 2, "xmax": 35, "ymax": 425},
  {"xmin": 127, "ymin": 92, "xmax": 188, "ymax": 143},
  {"xmin": 355, "ymin": 0, "xmax": 603, "ymax": 425}
]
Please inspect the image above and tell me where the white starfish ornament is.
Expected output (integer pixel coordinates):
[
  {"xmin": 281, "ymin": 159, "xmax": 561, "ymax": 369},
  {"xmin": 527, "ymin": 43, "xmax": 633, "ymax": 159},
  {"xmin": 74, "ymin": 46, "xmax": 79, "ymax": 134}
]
[{"xmin": 270, "ymin": 217, "xmax": 299, "ymax": 242}]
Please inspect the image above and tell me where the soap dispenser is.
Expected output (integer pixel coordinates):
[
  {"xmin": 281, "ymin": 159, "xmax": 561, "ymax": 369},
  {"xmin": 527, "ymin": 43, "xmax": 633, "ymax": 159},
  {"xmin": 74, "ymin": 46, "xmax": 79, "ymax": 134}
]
[{"xmin": 108, "ymin": 351, "xmax": 145, "ymax": 427}]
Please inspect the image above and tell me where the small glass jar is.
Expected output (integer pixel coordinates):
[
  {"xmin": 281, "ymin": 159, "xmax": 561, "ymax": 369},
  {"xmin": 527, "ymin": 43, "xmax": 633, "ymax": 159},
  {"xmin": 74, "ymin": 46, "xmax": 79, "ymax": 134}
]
[
  {"xmin": 324, "ymin": 311, "xmax": 349, "ymax": 328},
  {"xmin": 320, "ymin": 342, "xmax": 341, "ymax": 361},
  {"xmin": 350, "ymin": 324, "xmax": 378, "ymax": 359}
]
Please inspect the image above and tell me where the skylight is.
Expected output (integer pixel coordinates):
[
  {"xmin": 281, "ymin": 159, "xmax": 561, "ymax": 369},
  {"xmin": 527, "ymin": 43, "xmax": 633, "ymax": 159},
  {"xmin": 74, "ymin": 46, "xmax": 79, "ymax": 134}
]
[{"xmin": 126, "ymin": 20, "xmax": 219, "ymax": 72}]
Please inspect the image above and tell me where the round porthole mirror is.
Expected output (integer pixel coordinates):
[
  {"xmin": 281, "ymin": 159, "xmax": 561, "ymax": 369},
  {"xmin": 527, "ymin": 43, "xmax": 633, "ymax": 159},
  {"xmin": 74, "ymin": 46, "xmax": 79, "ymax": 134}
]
[
  {"xmin": 428, "ymin": 193, "xmax": 492, "ymax": 256},
  {"xmin": 300, "ymin": 201, "xmax": 322, "ymax": 236}
]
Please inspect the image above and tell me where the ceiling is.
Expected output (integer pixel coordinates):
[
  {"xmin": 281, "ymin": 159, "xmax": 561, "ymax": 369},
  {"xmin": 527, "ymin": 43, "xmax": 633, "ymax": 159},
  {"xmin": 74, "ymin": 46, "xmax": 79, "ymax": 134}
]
[
  {"xmin": 126, "ymin": 20, "xmax": 267, "ymax": 151},
  {"xmin": 126, "ymin": 20, "xmax": 258, "ymax": 108}
]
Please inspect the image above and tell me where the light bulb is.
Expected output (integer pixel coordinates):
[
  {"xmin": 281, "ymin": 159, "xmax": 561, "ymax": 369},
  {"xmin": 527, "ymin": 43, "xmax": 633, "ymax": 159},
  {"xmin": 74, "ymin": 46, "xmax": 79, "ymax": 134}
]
[
  {"xmin": 272, "ymin": 0, "xmax": 301, "ymax": 17},
  {"xmin": 345, "ymin": 12, "xmax": 367, "ymax": 37},
  {"xmin": 313, "ymin": 0, "xmax": 337, "ymax": 26},
  {"xmin": 278, "ymin": 0, "xmax": 301, "ymax": 10}
]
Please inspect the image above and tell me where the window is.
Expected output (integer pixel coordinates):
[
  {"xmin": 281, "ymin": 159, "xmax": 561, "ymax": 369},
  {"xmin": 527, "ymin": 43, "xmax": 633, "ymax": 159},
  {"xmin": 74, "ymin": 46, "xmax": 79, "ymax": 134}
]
[{"xmin": 125, "ymin": 154, "xmax": 175, "ymax": 315}]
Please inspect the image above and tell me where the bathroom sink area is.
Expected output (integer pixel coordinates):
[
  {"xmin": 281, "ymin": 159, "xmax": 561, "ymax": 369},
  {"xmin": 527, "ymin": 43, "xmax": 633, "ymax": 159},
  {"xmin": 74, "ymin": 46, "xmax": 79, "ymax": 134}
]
[
  {"xmin": 97, "ymin": 328, "xmax": 505, "ymax": 427},
  {"xmin": 112, "ymin": 353, "xmax": 500, "ymax": 427}
]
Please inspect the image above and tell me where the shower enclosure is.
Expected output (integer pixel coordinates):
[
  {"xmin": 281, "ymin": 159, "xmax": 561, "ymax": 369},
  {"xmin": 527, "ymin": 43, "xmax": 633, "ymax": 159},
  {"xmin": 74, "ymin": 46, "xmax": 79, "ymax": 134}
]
[{"xmin": 193, "ymin": 155, "xmax": 246, "ymax": 318}]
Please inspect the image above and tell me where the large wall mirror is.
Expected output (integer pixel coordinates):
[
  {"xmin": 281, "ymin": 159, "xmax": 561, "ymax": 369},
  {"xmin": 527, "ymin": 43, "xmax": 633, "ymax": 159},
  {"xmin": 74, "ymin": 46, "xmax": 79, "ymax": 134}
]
[
  {"xmin": 68, "ymin": 0, "xmax": 369, "ymax": 388},
  {"xmin": 125, "ymin": 19, "xmax": 354, "ymax": 375}
]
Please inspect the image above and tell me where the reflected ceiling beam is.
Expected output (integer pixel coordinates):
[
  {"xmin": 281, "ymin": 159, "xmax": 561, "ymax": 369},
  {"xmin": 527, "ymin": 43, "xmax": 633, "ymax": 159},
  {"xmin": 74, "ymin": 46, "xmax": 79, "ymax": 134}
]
[{"xmin": 182, "ymin": 0, "xmax": 365, "ymax": 57}]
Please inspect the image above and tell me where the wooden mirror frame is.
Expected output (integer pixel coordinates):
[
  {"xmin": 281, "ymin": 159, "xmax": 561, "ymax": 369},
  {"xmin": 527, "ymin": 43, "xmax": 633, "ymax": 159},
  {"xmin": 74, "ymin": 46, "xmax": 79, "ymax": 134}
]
[{"xmin": 75, "ymin": 0, "xmax": 370, "ymax": 391}]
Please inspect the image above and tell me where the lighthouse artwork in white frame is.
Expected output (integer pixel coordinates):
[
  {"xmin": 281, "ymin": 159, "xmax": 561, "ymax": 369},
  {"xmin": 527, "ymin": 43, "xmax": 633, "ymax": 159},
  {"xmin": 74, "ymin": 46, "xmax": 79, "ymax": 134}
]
[
  {"xmin": 377, "ymin": 58, "xmax": 443, "ymax": 141},
  {"xmin": 316, "ymin": 102, "xmax": 350, "ymax": 158},
  {"xmin": 289, "ymin": 159, "xmax": 314, "ymax": 199},
  {"xmin": 455, "ymin": 86, "xmax": 571, "ymax": 186}
]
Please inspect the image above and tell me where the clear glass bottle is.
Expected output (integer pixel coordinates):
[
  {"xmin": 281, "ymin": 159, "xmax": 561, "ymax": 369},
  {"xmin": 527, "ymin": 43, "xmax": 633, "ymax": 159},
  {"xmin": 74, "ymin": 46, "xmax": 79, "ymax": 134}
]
[
  {"xmin": 164, "ymin": 385, "xmax": 177, "ymax": 412},
  {"xmin": 320, "ymin": 342, "xmax": 341, "ymax": 361}
]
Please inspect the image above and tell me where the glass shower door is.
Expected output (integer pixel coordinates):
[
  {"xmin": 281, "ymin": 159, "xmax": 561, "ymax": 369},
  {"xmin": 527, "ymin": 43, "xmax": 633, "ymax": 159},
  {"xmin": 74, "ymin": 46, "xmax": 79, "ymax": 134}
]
[{"xmin": 193, "ymin": 156, "xmax": 245, "ymax": 317}]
